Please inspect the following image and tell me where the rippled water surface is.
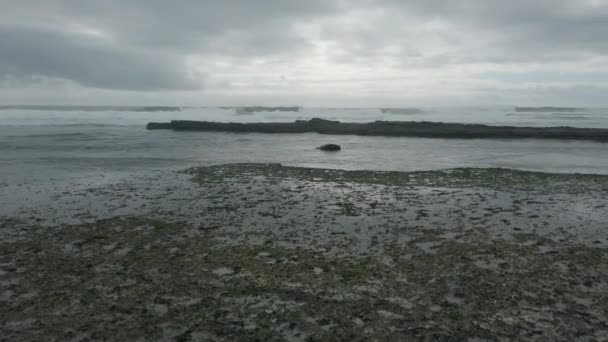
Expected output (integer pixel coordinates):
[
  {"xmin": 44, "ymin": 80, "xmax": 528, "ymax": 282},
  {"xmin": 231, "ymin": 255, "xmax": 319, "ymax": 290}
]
[
  {"xmin": 2, "ymin": 106, "xmax": 608, "ymax": 186},
  {"xmin": 2, "ymin": 106, "xmax": 608, "ymax": 227}
]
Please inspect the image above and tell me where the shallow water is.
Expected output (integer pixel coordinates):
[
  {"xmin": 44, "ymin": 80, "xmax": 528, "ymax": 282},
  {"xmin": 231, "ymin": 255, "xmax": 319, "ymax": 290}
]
[
  {"xmin": 1, "ymin": 106, "xmax": 608, "ymax": 215},
  {"xmin": 1, "ymin": 123, "xmax": 608, "ymax": 186},
  {"xmin": 3, "ymin": 107, "xmax": 607, "ymax": 341}
]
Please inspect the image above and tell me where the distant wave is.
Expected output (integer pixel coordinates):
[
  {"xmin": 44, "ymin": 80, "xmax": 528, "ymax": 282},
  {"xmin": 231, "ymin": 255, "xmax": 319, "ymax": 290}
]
[
  {"xmin": 54, "ymin": 123, "xmax": 131, "ymax": 127},
  {"xmin": 0, "ymin": 123, "xmax": 140, "ymax": 129},
  {"xmin": 11, "ymin": 132, "xmax": 90, "ymax": 139},
  {"xmin": 0, "ymin": 105, "xmax": 182, "ymax": 112},
  {"xmin": 234, "ymin": 106, "xmax": 300, "ymax": 115},
  {"xmin": 234, "ymin": 108, "xmax": 255, "ymax": 116},
  {"xmin": 550, "ymin": 113, "xmax": 608, "ymax": 116},
  {"xmin": 536, "ymin": 115, "xmax": 592, "ymax": 121},
  {"xmin": 514, "ymin": 106, "xmax": 584, "ymax": 113},
  {"xmin": 381, "ymin": 108, "xmax": 425, "ymax": 115},
  {"xmin": 506, "ymin": 113, "xmax": 592, "ymax": 120},
  {"xmin": 325, "ymin": 107, "xmax": 366, "ymax": 110}
]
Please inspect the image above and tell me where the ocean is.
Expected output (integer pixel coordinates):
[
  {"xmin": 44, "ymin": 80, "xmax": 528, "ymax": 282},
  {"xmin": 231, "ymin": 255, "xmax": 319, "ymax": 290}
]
[
  {"xmin": 2, "ymin": 106, "xmax": 608, "ymax": 183},
  {"xmin": 0, "ymin": 105, "xmax": 606, "ymax": 208},
  {"xmin": 2, "ymin": 105, "xmax": 607, "ymax": 219},
  {"xmin": 3, "ymin": 106, "xmax": 608, "ymax": 338}
]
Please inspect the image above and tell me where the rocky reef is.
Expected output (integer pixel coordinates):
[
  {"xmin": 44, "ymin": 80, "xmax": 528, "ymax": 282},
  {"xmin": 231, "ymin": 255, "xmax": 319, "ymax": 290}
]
[{"xmin": 146, "ymin": 118, "xmax": 608, "ymax": 142}]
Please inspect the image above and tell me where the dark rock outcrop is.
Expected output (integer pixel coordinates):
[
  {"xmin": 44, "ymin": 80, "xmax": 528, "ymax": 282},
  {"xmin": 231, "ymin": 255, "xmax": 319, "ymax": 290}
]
[
  {"xmin": 145, "ymin": 118, "xmax": 608, "ymax": 142},
  {"xmin": 317, "ymin": 144, "xmax": 341, "ymax": 151}
]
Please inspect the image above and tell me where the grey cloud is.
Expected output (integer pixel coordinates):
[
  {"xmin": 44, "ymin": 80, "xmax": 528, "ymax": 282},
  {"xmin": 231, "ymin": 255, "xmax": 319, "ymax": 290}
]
[
  {"xmin": 311, "ymin": 0, "xmax": 608, "ymax": 69},
  {"xmin": 0, "ymin": 0, "xmax": 607, "ymax": 100},
  {"xmin": 0, "ymin": 1, "xmax": 344, "ymax": 90},
  {"xmin": 1, "ymin": 1, "xmax": 340, "ymax": 54},
  {"xmin": 378, "ymin": 1, "xmax": 608, "ymax": 61},
  {"xmin": 0, "ymin": 26, "xmax": 200, "ymax": 90}
]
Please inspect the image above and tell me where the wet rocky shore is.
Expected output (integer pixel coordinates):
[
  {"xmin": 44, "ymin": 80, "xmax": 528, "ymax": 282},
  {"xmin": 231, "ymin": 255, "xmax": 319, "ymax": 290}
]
[
  {"xmin": 1, "ymin": 164, "xmax": 608, "ymax": 341},
  {"xmin": 146, "ymin": 118, "xmax": 608, "ymax": 142}
]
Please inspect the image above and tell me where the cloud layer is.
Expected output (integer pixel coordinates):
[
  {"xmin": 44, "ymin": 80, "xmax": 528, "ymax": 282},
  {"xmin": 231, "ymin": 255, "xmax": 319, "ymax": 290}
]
[{"xmin": 1, "ymin": 0, "xmax": 607, "ymax": 105}]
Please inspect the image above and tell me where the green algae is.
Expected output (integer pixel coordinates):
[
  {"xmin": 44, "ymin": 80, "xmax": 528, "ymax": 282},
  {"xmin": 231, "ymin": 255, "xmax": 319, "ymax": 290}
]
[
  {"xmin": 187, "ymin": 163, "xmax": 608, "ymax": 194},
  {"xmin": 2, "ymin": 163, "xmax": 608, "ymax": 340},
  {"xmin": 2, "ymin": 215, "xmax": 607, "ymax": 341}
]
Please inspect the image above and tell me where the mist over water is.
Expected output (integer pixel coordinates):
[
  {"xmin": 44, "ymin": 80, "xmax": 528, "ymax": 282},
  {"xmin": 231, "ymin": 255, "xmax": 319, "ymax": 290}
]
[{"xmin": 3, "ymin": 105, "xmax": 608, "ymax": 127}]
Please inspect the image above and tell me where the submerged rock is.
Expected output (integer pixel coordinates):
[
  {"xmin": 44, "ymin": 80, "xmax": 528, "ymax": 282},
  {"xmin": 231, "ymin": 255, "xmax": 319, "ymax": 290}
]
[{"xmin": 317, "ymin": 144, "xmax": 341, "ymax": 152}]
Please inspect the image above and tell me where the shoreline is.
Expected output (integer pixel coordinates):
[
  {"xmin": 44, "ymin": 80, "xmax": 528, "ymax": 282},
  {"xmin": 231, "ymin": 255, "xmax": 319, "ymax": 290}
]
[
  {"xmin": 146, "ymin": 118, "xmax": 608, "ymax": 142},
  {"xmin": 2, "ymin": 163, "xmax": 607, "ymax": 340}
]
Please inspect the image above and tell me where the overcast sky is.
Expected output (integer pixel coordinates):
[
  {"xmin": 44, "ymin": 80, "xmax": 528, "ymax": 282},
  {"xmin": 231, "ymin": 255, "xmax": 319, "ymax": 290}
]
[{"xmin": 1, "ymin": 0, "xmax": 607, "ymax": 106}]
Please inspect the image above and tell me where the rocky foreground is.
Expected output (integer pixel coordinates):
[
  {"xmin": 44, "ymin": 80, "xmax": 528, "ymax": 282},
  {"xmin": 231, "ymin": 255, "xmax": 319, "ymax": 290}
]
[
  {"xmin": 146, "ymin": 118, "xmax": 608, "ymax": 142},
  {"xmin": 1, "ymin": 164, "xmax": 608, "ymax": 341}
]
